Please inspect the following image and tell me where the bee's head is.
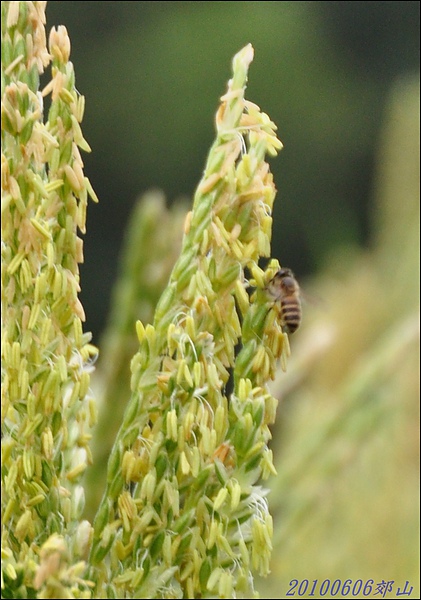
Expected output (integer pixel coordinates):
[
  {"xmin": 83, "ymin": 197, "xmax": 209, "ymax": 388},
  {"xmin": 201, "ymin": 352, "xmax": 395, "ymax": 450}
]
[
  {"xmin": 276, "ymin": 267, "xmax": 294, "ymax": 279},
  {"xmin": 273, "ymin": 267, "xmax": 298, "ymax": 294}
]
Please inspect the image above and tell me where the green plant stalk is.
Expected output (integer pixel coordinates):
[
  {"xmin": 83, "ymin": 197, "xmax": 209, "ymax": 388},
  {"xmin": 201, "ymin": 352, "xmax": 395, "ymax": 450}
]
[
  {"xmin": 85, "ymin": 192, "xmax": 188, "ymax": 520},
  {"xmin": 89, "ymin": 44, "xmax": 287, "ymax": 599},
  {"xmin": 2, "ymin": 2, "xmax": 98, "ymax": 597}
]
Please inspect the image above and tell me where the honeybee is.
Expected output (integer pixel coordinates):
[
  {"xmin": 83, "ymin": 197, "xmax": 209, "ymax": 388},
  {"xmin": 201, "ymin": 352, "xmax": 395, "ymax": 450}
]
[{"xmin": 266, "ymin": 267, "xmax": 302, "ymax": 333}]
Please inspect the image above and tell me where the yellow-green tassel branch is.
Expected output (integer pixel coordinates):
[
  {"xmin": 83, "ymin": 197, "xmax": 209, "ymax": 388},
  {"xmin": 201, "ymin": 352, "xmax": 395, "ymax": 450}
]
[
  {"xmin": 2, "ymin": 2, "xmax": 97, "ymax": 597},
  {"xmin": 89, "ymin": 43, "xmax": 285, "ymax": 598}
]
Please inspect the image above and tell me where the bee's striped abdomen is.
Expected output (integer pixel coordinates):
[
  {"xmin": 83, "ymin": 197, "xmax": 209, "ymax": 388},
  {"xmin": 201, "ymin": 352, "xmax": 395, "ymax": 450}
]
[{"xmin": 281, "ymin": 297, "xmax": 301, "ymax": 333}]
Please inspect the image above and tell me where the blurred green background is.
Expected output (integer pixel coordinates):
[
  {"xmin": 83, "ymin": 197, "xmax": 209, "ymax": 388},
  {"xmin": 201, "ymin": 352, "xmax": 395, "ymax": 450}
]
[
  {"xmin": 45, "ymin": 1, "xmax": 419, "ymax": 342},
  {"xmin": 42, "ymin": 3, "xmax": 419, "ymax": 598}
]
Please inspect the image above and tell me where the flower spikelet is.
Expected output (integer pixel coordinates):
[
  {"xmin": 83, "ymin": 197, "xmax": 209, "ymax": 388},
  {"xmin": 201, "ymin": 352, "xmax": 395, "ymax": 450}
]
[{"xmin": 90, "ymin": 44, "xmax": 286, "ymax": 598}]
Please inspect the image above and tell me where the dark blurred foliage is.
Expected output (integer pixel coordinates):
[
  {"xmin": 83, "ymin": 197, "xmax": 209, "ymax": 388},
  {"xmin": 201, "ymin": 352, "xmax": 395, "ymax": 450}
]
[{"xmin": 45, "ymin": 1, "xmax": 420, "ymax": 342}]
